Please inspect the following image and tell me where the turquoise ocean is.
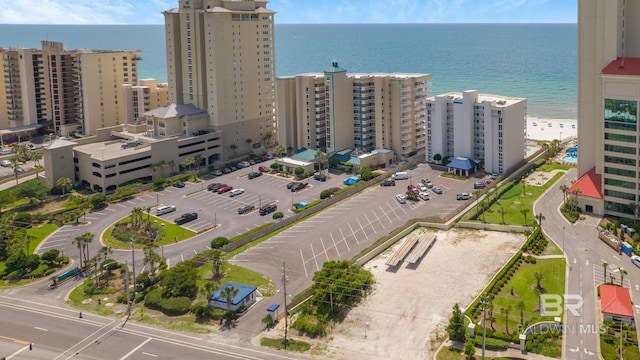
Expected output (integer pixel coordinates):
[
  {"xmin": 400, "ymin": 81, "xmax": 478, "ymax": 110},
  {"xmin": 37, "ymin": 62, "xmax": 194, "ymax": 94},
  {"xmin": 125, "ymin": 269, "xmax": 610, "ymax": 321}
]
[{"xmin": 0, "ymin": 23, "xmax": 577, "ymax": 119}]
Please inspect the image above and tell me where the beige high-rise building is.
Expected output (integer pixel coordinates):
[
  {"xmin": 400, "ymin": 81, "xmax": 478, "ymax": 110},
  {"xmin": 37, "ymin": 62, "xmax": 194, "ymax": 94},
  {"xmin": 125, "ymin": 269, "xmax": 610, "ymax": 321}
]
[
  {"xmin": 573, "ymin": 1, "xmax": 640, "ymax": 216},
  {"xmin": 163, "ymin": 0, "xmax": 277, "ymax": 160},
  {"xmin": 277, "ymin": 62, "xmax": 431, "ymax": 159},
  {"xmin": 0, "ymin": 41, "xmax": 141, "ymax": 137},
  {"xmin": 122, "ymin": 79, "xmax": 169, "ymax": 129}
]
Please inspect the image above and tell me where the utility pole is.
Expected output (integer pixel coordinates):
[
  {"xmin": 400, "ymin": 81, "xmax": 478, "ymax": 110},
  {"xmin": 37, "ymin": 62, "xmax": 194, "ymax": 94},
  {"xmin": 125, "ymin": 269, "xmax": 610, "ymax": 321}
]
[
  {"xmin": 282, "ymin": 261, "xmax": 288, "ymax": 350},
  {"xmin": 125, "ymin": 259, "xmax": 130, "ymax": 318},
  {"xmin": 131, "ymin": 237, "xmax": 136, "ymax": 302}
]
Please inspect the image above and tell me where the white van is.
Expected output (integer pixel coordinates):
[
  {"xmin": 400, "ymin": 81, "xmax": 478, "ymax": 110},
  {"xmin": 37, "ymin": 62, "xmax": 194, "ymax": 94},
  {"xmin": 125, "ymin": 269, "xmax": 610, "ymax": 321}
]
[
  {"xmin": 393, "ymin": 171, "xmax": 409, "ymax": 180},
  {"xmin": 156, "ymin": 205, "xmax": 176, "ymax": 215}
]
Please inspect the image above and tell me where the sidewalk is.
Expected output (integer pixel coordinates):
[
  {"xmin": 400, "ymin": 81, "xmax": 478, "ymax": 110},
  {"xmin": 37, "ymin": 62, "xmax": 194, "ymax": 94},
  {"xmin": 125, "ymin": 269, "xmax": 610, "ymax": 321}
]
[{"xmin": 0, "ymin": 172, "xmax": 41, "ymax": 191}]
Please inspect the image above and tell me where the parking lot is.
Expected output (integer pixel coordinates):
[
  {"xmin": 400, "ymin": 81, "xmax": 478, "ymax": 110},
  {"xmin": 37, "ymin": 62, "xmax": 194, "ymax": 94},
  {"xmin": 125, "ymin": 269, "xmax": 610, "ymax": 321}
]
[{"xmin": 228, "ymin": 163, "xmax": 493, "ymax": 295}]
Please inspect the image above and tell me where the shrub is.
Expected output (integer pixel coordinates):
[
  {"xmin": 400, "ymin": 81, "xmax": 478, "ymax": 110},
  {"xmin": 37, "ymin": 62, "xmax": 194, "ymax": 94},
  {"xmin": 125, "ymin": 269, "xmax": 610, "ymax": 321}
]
[
  {"xmin": 143, "ymin": 288, "xmax": 163, "ymax": 309},
  {"xmin": 161, "ymin": 296, "xmax": 192, "ymax": 315},
  {"xmin": 292, "ymin": 314, "xmax": 327, "ymax": 337},
  {"xmin": 272, "ymin": 211, "xmax": 284, "ymax": 219},
  {"xmin": 320, "ymin": 189, "xmax": 333, "ymax": 200},
  {"xmin": 211, "ymin": 237, "xmax": 229, "ymax": 249}
]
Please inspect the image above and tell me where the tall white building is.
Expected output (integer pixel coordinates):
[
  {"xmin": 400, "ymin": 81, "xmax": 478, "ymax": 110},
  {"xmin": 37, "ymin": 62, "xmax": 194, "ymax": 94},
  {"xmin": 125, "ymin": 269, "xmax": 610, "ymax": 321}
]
[
  {"xmin": 425, "ymin": 90, "xmax": 527, "ymax": 175},
  {"xmin": 162, "ymin": 0, "xmax": 277, "ymax": 160},
  {"xmin": 572, "ymin": 0, "xmax": 640, "ymax": 216},
  {"xmin": 277, "ymin": 62, "xmax": 431, "ymax": 160}
]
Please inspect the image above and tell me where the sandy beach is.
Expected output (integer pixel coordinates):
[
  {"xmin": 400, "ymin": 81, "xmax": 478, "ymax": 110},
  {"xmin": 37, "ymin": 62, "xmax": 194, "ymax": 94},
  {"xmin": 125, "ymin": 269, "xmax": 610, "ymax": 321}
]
[{"xmin": 527, "ymin": 117, "xmax": 577, "ymax": 142}]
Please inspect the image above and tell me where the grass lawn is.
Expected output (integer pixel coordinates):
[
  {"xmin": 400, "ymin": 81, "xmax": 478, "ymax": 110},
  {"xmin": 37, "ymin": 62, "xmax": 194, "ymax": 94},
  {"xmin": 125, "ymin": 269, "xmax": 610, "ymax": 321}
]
[
  {"xmin": 26, "ymin": 223, "xmax": 59, "ymax": 253},
  {"xmin": 540, "ymin": 238, "xmax": 563, "ymax": 256},
  {"xmin": 489, "ymin": 259, "xmax": 566, "ymax": 333},
  {"xmin": 196, "ymin": 260, "xmax": 276, "ymax": 298},
  {"xmin": 103, "ymin": 215, "xmax": 196, "ymax": 249},
  {"xmin": 474, "ymin": 171, "xmax": 565, "ymax": 225}
]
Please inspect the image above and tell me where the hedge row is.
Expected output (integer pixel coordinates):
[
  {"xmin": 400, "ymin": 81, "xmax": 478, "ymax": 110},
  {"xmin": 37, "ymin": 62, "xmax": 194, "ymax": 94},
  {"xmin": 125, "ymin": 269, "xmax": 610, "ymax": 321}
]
[{"xmin": 143, "ymin": 288, "xmax": 191, "ymax": 315}]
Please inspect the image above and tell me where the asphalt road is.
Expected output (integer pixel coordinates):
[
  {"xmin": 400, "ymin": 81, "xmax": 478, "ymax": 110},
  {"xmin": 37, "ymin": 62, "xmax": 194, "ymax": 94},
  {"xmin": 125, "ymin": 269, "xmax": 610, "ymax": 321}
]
[
  {"xmin": 0, "ymin": 294, "xmax": 301, "ymax": 360},
  {"xmin": 535, "ymin": 168, "xmax": 640, "ymax": 359}
]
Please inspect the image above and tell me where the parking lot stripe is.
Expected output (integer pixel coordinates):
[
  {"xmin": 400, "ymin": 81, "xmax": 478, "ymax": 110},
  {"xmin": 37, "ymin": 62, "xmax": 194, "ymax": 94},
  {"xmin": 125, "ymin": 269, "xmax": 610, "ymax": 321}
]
[
  {"xmin": 320, "ymin": 237, "xmax": 330, "ymax": 262},
  {"xmin": 348, "ymin": 222, "xmax": 360, "ymax": 245},
  {"xmin": 339, "ymin": 227, "xmax": 350, "ymax": 251},
  {"xmin": 363, "ymin": 214, "xmax": 377, "ymax": 235},
  {"xmin": 299, "ymin": 249, "xmax": 308, "ymax": 278},
  {"xmin": 309, "ymin": 243, "xmax": 320, "ymax": 271},
  {"xmin": 355, "ymin": 218, "xmax": 368, "ymax": 239},
  {"xmin": 378, "ymin": 205, "xmax": 393, "ymax": 225},
  {"xmin": 330, "ymin": 232, "xmax": 341, "ymax": 258}
]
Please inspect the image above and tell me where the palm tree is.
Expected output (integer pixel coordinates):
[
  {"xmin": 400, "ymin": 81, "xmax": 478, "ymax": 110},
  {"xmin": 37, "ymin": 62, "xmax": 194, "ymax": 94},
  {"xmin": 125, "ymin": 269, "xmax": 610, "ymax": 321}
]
[
  {"xmin": 603, "ymin": 261, "xmax": 608, "ymax": 283},
  {"xmin": 151, "ymin": 163, "xmax": 161, "ymax": 179},
  {"xmin": 560, "ymin": 184, "xmax": 568, "ymax": 203},
  {"xmin": 168, "ymin": 160, "xmax": 176, "ymax": 175},
  {"xmin": 516, "ymin": 300, "xmax": 525, "ymax": 326},
  {"xmin": 521, "ymin": 177, "xmax": 526, "ymax": 196},
  {"xmin": 212, "ymin": 250, "xmax": 223, "ymax": 279},
  {"xmin": 521, "ymin": 208, "xmax": 530, "ymax": 226},
  {"xmin": 194, "ymin": 154, "xmax": 203, "ymax": 170},
  {"xmin": 9, "ymin": 158, "xmax": 20, "ymax": 185},
  {"xmin": 80, "ymin": 232, "xmax": 94, "ymax": 271},
  {"xmin": 181, "ymin": 157, "xmax": 195, "ymax": 173},
  {"xmin": 274, "ymin": 144, "xmax": 286, "ymax": 159},
  {"xmin": 571, "ymin": 188, "xmax": 582, "ymax": 212},
  {"xmin": 131, "ymin": 207, "xmax": 144, "ymax": 227},
  {"xmin": 487, "ymin": 300, "xmax": 495, "ymax": 331},
  {"xmin": 534, "ymin": 271, "xmax": 544, "ymax": 290},
  {"xmin": 221, "ymin": 284, "xmax": 239, "ymax": 314},
  {"xmin": 160, "ymin": 160, "xmax": 169, "ymax": 177},
  {"xmin": 143, "ymin": 244, "xmax": 162, "ymax": 279},
  {"xmin": 55, "ymin": 177, "xmax": 73, "ymax": 195},
  {"xmin": 535, "ymin": 212, "xmax": 546, "ymax": 228},
  {"xmin": 314, "ymin": 151, "xmax": 328, "ymax": 174},
  {"xmin": 500, "ymin": 207, "xmax": 506, "ymax": 224},
  {"xmin": 472, "ymin": 190, "xmax": 483, "ymax": 217},
  {"xmin": 620, "ymin": 268, "xmax": 627, "ymax": 287},
  {"xmin": 30, "ymin": 151, "xmax": 43, "ymax": 178},
  {"xmin": 72, "ymin": 234, "xmax": 85, "ymax": 271}
]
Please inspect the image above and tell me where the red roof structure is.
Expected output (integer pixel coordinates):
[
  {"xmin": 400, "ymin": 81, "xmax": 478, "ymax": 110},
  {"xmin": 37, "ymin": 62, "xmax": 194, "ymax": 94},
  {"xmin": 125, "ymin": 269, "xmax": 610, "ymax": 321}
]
[
  {"xmin": 601, "ymin": 57, "xmax": 640, "ymax": 76},
  {"xmin": 600, "ymin": 284, "xmax": 633, "ymax": 317},
  {"xmin": 568, "ymin": 167, "xmax": 602, "ymax": 199}
]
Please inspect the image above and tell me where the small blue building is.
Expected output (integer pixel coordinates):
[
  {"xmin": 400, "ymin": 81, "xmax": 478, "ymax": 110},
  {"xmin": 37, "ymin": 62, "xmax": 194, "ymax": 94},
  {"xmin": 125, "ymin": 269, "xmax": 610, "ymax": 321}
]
[{"xmin": 209, "ymin": 281, "xmax": 257, "ymax": 312}]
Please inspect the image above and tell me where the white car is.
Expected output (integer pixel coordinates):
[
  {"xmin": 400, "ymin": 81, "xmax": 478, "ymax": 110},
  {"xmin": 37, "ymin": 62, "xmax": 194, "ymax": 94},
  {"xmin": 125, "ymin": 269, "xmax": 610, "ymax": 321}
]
[
  {"xmin": 395, "ymin": 194, "xmax": 407, "ymax": 204},
  {"xmin": 238, "ymin": 161, "xmax": 250, "ymax": 168},
  {"xmin": 0, "ymin": 159, "xmax": 11, "ymax": 167},
  {"xmin": 418, "ymin": 192, "xmax": 430, "ymax": 201},
  {"xmin": 229, "ymin": 188, "xmax": 245, "ymax": 197},
  {"xmin": 632, "ymin": 255, "xmax": 640, "ymax": 268},
  {"xmin": 417, "ymin": 183, "xmax": 427, "ymax": 192}
]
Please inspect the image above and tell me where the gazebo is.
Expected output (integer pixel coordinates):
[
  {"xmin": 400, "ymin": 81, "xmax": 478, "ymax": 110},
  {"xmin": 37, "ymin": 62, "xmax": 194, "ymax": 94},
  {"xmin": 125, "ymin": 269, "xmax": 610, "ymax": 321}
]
[{"xmin": 446, "ymin": 157, "xmax": 479, "ymax": 177}]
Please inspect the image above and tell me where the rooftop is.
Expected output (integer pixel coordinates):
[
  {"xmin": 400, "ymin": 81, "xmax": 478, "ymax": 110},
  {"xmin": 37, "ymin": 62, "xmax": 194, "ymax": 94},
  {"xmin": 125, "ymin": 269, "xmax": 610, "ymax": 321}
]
[
  {"xmin": 600, "ymin": 284, "xmax": 633, "ymax": 317},
  {"xmin": 601, "ymin": 57, "xmax": 640, "ymax": 76},
  {"xmin": 568, "ymin": 167, "xmax": 602, "ymax": 199}
]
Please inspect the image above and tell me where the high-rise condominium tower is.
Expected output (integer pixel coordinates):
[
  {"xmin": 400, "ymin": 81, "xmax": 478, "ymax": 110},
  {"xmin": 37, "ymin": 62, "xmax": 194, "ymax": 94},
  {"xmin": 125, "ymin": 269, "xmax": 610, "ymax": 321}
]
[
  {"xmin": 574, "ymin": 0, "xmax": 640, "ymax": 216},
  {"xmin": 163, "ymin": 0, "xmax": 277, "ymax": 160}
]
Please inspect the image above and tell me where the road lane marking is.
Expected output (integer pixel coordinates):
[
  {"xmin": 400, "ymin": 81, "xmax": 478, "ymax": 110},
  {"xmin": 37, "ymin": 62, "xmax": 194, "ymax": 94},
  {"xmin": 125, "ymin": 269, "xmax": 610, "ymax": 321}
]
[
  {"xmin": 0, "ymin": 335, "xmax": 29, "ymax": 345},
  {"xmin": 309, "ymin": 243, "xmax": 319, "ymax": 271},
  {"xmin": 142, "ymin": 353, "xmax": 158, "ymax": 357},
  {"xmin": 320, "ymin": 237, "xmax": 330, "ymax": 262},
  {"xmin": 330, "ymin": 232, "xmax": 341, "ymax": 258},
  {"xmin": 348, "ymin": 222, "xmax": 360, "ymax": 245},
  {"xmin": 119, "ymin": 337, "xmax": 152, "ymax": 360},
  {"xmin": 34, "ymin": 326, "xmax": 48, "ymax": 331}
]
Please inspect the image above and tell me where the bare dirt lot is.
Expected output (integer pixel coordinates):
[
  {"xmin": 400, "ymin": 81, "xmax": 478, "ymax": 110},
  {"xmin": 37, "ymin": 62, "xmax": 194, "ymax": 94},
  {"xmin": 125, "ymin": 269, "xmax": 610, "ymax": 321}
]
[{"xmin": 314, "ymin": 228, "xmax": 525, "ymax": 360}]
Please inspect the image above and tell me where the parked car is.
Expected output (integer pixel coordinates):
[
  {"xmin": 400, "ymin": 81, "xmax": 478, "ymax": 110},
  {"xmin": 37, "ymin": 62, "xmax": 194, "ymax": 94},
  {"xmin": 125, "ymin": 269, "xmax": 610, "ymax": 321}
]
[
  {"xmin": 259, "ymin": 204, "xmax": 277, "ymax": 216},
  {"xmin": 421, "ymin": 179, "xmax": 433, "ymax": 188},
  {"xmin": 432, "ymin": 186, "xmax": 443, "ymax": 195},
  {"xmin": 217, "ymin": 185, "xmax": 233, "ymax": 194},
  {"xmin": 175, "ymin": 212, "xmax": 198, "ymax": 225},
  {"xmin": 314, "ymin": 174, "xmax": 327, "ymax": 182},
  {"xmin": 407, "ymin": 184, "xmax": 419, "ymax": 194},
  {"xmin": 208, "ymin": 183, "xmax": 225, "ymax": 191},
  {"xmin": 222, "ymin": 168, "xmax": 232, "ymax": 174},
  {"xmin": 229, "ymin": 188, "xmax": 245, "ymax": 197},
  {"xmin": 380, "ymin": 179, "xmax": 396, "ymax": 187},
  {"xmin": 230, "ymin": 165, "xmax": 238, "ymax": 171},
  {"xmin": 238, "ymin": 161, "xmax": 251, "ymax": 168},
  {"xmin": 249, "ymin": 159, "xmax": 256, "ymax": 165},
  {"xmin": 258, "ymin": 166, "xmax": 270, "ymax": 173},
  {"xmin": 632, "ymin": 255, "xmax": 640, "ymax": 268},
  {"xmin": 343, "ymin": 176, "xmax": 361, "ymax": 186},
  {"xmin": 212, "ymin": 169, "xmax": 223, "ymax": 176},
  {"xmin": 248, "ymin": 171, "xmax": 262, "ymax": 179},
  {"xmin": 291, "ymin": 182, "xmax": 308, "ymax": 192},
  {"xmin": 474, "ymin": 181, "xmax": 486, "ymax": 189},
  {"xmin": 417, "ymin": 183, "xmax": 427, "ymax": 192},
  {"xmin": 156, "ymin": 205, "xmax": 176, "ymax": 215},
  {"xmin": 287, "ymin": 182, "xmax": 299, "ymax": 189},
  {"xmin": 0, "ymin": 160, "xmax": 11, "ymax": 167},
  {"xmin": 238, "ymin": 204, "xmax": 255, "ymax": 215},
  {"xmin": 395, "ymin": 194, "xmax": 407, "ymax": 204},
  {"xmin": 418, "ymin": 192, "xmax": 430, "ymax": 201},
  {"xmin": 491, "ymin": 173, "xmax": 500, "ymax": 180},
  {"xmin": 173, "ymin": 181, "xmax": 185, "ymax": 188},
  {"xmin": 456, "ymin": 192, "xmax": 472, "ymax": 200}
]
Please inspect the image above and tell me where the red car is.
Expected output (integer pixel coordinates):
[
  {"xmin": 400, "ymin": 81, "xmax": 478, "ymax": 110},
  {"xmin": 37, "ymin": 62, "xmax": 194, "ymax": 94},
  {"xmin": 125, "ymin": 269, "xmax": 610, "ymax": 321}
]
[
  {"xmin": 407, "ymin": 184, "xmax": 419, "ymax": 194},
  {"xmin": 217, "ymin": 185, "xmax": 233, "ymax": 194},
  {"xmin": 258, "ymin": 165, "xmax": 270, "ymax": 173}
]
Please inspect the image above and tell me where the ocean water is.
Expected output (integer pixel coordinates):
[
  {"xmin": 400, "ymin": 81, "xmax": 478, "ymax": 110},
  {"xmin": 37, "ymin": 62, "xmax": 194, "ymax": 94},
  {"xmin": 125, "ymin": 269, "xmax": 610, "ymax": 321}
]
[{"xmin": 0, "ymin": 23, "xmax": 576, "ymax": 119}]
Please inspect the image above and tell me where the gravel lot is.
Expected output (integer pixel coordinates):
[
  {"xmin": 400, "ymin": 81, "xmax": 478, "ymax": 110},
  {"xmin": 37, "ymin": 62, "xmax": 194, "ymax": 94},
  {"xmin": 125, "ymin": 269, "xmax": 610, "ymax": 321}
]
[{"xmin": 313, "ymin": 228, "xmax": 526, "ymax": 360}]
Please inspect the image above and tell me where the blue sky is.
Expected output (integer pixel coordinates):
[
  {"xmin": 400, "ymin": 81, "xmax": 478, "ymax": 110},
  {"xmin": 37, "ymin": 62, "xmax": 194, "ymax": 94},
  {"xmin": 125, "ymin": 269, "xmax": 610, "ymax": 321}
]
[{"xmin": 0, "ymin": 0, "xmax": 577, "ymax": 25}]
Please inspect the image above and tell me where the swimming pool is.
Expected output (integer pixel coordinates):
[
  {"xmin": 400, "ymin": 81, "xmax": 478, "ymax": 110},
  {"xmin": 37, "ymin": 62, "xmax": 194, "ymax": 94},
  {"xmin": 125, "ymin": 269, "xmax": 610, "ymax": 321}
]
[{"xmin": 561, "ymin": 155, "xmax": 577, "ymax": 163}]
